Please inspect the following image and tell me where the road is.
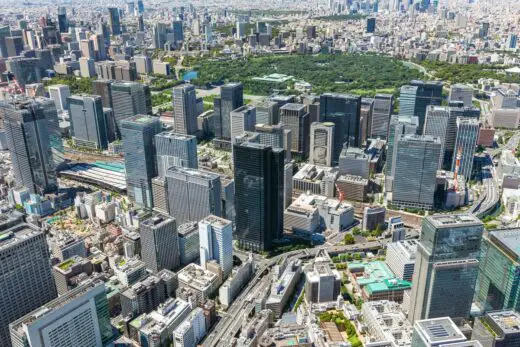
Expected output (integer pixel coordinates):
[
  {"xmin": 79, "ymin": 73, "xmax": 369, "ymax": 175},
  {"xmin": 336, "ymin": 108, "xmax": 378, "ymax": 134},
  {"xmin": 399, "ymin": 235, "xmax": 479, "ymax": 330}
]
[{"xmin": 202, "ymin": 242, "xmax": 382, "ymax": 347}]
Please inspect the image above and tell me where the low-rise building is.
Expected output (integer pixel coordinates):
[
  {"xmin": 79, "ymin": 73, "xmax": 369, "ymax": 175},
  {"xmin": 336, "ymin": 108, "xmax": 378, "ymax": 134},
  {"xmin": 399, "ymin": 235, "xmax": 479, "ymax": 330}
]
[
  {"xmin": 176, "ymin": 263, "xmax": 219, "ymax": 307},
  {"xmin": 304, "ymin": 250, "xmax": 341, "ymax": 304},
  {"xmin": 362, "ymin": 300, "xmax": 412, "ymax": 347},
  {"xmin": 266, "ymin": 260, "xmax": 302, "ymax": 318},
  {"xmin": 472, "ymin": 310, "xmax": 520, "ymax": 346},
  {"xmin": 219, "ymin": 255, "xmax": 254, "ymax": 309},
  {"xmin": 292, "ymin": 164, "xmax": 338, "ymax": 197},
  {"xmin": 53, "ymin": 256, "xmax": 94, "ymax": 295},
  {"xmin": 113, "ymin": 258, "xmax": 147, "ymax": 287}
]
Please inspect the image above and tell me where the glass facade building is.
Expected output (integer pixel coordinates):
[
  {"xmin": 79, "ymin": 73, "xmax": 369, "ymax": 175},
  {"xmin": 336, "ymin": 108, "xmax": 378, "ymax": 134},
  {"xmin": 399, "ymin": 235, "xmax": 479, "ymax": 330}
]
[
  {"xmin": 213, "ymin": 82, "xmax": 244, "ymax": 141},
  {"xmin": 409, "ymin": 214, "xmax": 484, "ymax": 322},
  {"xmin": 68, "ymin": 95, "xmax": 108, "ymax": 149},
  {"xmin": 234, "ymin": 141, "xmax": 284, "ymax": 252}
]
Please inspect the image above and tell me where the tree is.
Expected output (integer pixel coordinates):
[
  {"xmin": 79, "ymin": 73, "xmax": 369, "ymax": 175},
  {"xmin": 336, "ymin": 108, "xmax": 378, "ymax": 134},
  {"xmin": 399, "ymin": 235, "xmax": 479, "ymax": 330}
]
[
  {"xmin": 352, "ymin": 226, "xmax": 361, "ymax": 235},
  {"xmin": 344, "ymin": 234, "xmax": 355, "ymax": 245}
]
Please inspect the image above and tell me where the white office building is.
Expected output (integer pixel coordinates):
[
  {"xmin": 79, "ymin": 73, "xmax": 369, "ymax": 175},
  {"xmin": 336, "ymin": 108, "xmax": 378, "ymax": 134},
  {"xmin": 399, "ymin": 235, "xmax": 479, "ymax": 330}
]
[
  {"xmin": 173, "ymin": 307, "xmax": 207, "ymax": 347},
  {"xmin": 199, "ymin": 215, "xmax": 233, "ymax": 278},
  {"xmin": 385, "ymin": 240, "xmax": 418, "ymax": 282}
]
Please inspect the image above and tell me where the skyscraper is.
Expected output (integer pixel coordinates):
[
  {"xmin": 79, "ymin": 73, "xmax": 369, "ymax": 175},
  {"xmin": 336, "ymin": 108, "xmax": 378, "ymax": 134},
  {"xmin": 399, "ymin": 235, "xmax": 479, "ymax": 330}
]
[
  {"xmin": 92, "ymin": 79, "xmax": 113, "ymax": 109},
  {"xmin": 0, "ymin": 223, "xmax": 58, "ymax": 346},
  {"xmin": 234, "ymin": 141, "xmax": 284, "ymax": 252},
  {"xmin": 172, "ymin": 20, "xmax": 184, "ymax": 46},
  {"xmin": 108, "ymin": 7, "xmax": 121, "ymax": 35},
  {"xmin": 199, "ymin": 215, "xmax": 233, "ymax": 278},
  {"xmin": 213, "ymin": 83, "xmax": 244, "ymax": 146},
  {"xmin": 255, "ymin": 100, "xmax": 279, "ymax": 125},
  {"xmin": 111, "ymin": 82, "xmax": 152, "ymax": 136},
  {"xmin": 320, "ymin": 93, "xmax": 362, "ymax": 159},
  {"xmin": 452, "ymin": 117, "xmax": 479, "ymax": 180},
  {"xmin": 399, "ymin": 85, "xmax": 419, "ymax": 121},
  {"xmin": 165, "ymin": 167, "xmax": 222, "ymax": 225},
  {"xmin": 58, "ymin": 7, "xmax": 68, "ymax": 33},
  {"xmin": 0, "ymin": 25, "xmax": 11, "ymax": 58},
  {"xmin": 449, "ymin": 84, "xmax": 473, "ymax": 108},
  {"xmin": 173, "ymin": 84, "xmax": 198, "ymax": 135},
  {"xmin": 9, "ymin": 279, "xmax": 112, "ymax": 347},
  {"xmin": 121, "ymin": 115, "xmax": 162, "ymax": 208},
  {"xmin": 410, "ymin": 80, "xmax": 443, "ymax": 133},
  {"xmin": 1, "ymin": 98, "xmax": 58, "ymax": 194},
  {"xmin": 408, "ymin": 214, "xmax": 484, "ymax": 322},
  {"xmin": 423, "ymin": 106, "xmax": 450, "ymax": 169},
  {"xmin": 68, "ymin": 95, "xmax": 108, "ymax": 149},
  {"xmin": 280, "ymin": 103, "xmax": 310, "ymax": 157},
  {"xmin": 392, "ymin": 134, "xmax": 441, "ymax": 210},
  {"xmin": 474, "ymin": 229, "xmax": 520, "ymax": 313},
  {"xmin": 140, "ymin": 215, "xmax": 180, "ymax": 273},
  {"xmin": 369, "ymin": 94, "xmax": 393, "ymax": 140},
  {"xmin": 230, "ymin": 105, "xmax": 256, "ymax": 142},
  {"xmin": 155, "ymin": 131, "xmax": 198, "ymax": 176},
  {"xmin": 366, "ymin": 17, "xmax": 376, "ymax": 33},
  {"xmin": 309, "ymin": 122, "xmax": 335, "ymax": 167}
]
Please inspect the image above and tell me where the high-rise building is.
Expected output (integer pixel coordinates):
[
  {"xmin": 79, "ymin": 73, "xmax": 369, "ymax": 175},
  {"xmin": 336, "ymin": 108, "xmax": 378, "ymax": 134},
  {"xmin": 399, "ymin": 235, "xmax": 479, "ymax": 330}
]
[
  {"xmin": 0, "ymin": 223, "xmax": 58, "ymax": 346},
  {"xmin": 304, "ymin": 249, "xmax": 341, "ymax": 303},
  {"xmin": 399, "ymin": 85, "xmax": 419, "ymax": 121},
  {"xmin": 474, "ymin": 229, "xmax": 520, "ymax": 313},
  {"xmin": 165, "ymin": 167, "xmax": 222, "ymax": 225},
  {"xmin": 213, "ymin": 82, "xmax": 244, "ymax": 143},
  {"xmin": 236, "ymin": 21, "xmax": 246, "ymax": 38},
  {"xmin": 410, "ymin": 80, "xmax": 444, "ymax": 133},
  {"xmin": 411, "ymin": 317, "xmax": 467, "ymax": 347},
  {"xmin": 111, "ymin": 82, "xmax": 152, "ymax": 136},
  {"xmin": 1, "ymin": 99, "xmax": 59, "ymax": 194},
  {"xmin": 408, "ymin": 214, "xmax": 484, "ymax": 322},
  {"xmin": 199, "ymin": 215, "xmax": 233, "ymax": 278},
  {"xmin": 385, "ymin": 239, "xmax": 417, "ymax": 282},
  {"xmin": 234, "ymin": 141, "xmax": 284, "ymax": 251},
  {"xmin": 5, "ymin": 36, "xmax": 24, "ymax": 57},
  {"xmin": 256, "ymin": 100, "xmax": 279, "ymax": 125},
  {"xmin": 80, "ymin": 39, "xmax": 95, "ymax": 59},
  {"xmin": 392, "ymin": 134, "xmax": 441, "ymax": 210},
  {"xmin": 173, "ymin": 84, "xmax": 198, "ymax": 135},
  {"xmin": 360, "ymin": 98, "xmax": 373, "ymax": 145},
  {"xmin": 472, "ymin": 310, "xmax": 520, "ymax": 346},
  {"xmin": 92, "ymin": 79, "xmax": 113, "ymax": 109},
  {"xmin": 68, "ymin": 95, "xmax": 108, "ymax": 149},
  {"xmin": 320, "ymin": 93, "xmax": 362, "ymax": 159},
  {"xmin": 280, "ymin": 103, "xmax": 310, "ymax": 156},
  {"xmin": 230, "ymin": 105, "xmax": 257, "ymax": 142},
  {"xmin": 155, "ymin": 131, "xmax": 198, "ymax": 177},
  {"xmin": 309, "ymin": 122, "xmax": 334, "ymax": 167},
  {"xmin": 57, "ymin": 7, "xmax": 68, "ymax": 33},
  {"xmin": 48, "ymin": 84, "xmax": 71, "ymax": 112},
  {"xmin": 452, "ymin": 117, "xmax": 479, "ymax": 180},
  {"xmin": 108, "ymin": 7, "xmax": 122, "ymax": 35},
  {"xmin": 369, "ymin": 94, "xmax": 393, "ymax": 140},
  {"xmin": 449, "ymin": 84, "xmax": 473, "ymax": 108},
  {"xmin": 423, "ymin": 105, "xmax": 450, "ymax": 169},
  {"xmin": 366, "ymin": 17, "xmax": 376, "ymax": 33},
  {"xmin": 95, "ymin": 60, "xmax": 138, "ymax": 81},
  {"xmin": 9, "ymin": 280, "xmax": 112, "ymax": 347},
  {"xmin": 140, "ymin": 215, "xmax": 180, "ymax": 273},
  {"xmin": 0, "ymin": 26, "xmax": 10, "ymax": 58},
  {"xmin": 121, "ymin": 115, "xmax": 162, "ymax": 208}
]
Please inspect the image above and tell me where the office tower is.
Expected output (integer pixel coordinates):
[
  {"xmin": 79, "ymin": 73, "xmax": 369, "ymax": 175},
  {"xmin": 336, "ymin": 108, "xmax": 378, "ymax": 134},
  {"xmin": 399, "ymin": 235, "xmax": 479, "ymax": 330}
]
[
  {"xmin": 392, "ymin": 135, "xmax": 441, "ymax": 210},
  {"xmin": 48, "ymin": 84, "xmax": 71, "ymax": 111},
  {"xmin": 213, "ymin": 82, "xmax": 243, "ymax": 143},
  {"xmin": 338, "ymin": 147, "xmax": 369, "ymax": 178},
  {"xmin": 230, "ymin": 105, "xmax": 256, "ymax": 142},
  {"xmin": 360, "ymin": 98, "xmax": 373, "ymax": 145},
  {"xmin": 280, "ymin": 103, "xmax": 310, "ymax": 156},
  {"xmin": 423, "ymin": 106, "xmax": 450, "ymax": 169},
  {"xmin": 399, "ymin": 85, "xmax": 419, "ymax": 120},
  {"xmin": 165, "ymin": 167, "xmax": 222, "ymax": 225},
  {"xmin": 408, "ymin": 214, "xmax": 484, "ymax": 322},
  {"xmin": 304, "ymin": 250, "xmax": 341, "ymax": 303},
  {"xmin": 57, "ymin": 7, "xmax": 68, "ymax": 33},
  {"xmin": 385, "ymin": 239, "xmax": 417, "ymax": 282},
  {"xmin": 236, "ymin": 21, "xmax": 246, "ymax": 38},
  {"xmin": 507, "ymin": 34, "xmax": 518, "ymax": 49},
  {"xmin": 111, "ymin": 82, "xmax": 152, "ymax": 135},
  {"xmin": 0, "ymin": 223, "xmax": 58, "ymax": 346},
  {"xmin": 1, "ymin": 99, "xmax": 58, "ymax": 194},
  {"xmin": 9, "ymin": 280, "xmax": 112, "ymax": 347},
  {"xmin": 173, "ymin": 84, "xmax": 198, "ymax": 135},
  {"xmin": 92, "ymin": 79, "xmax": 113, "ymax": 109},
  {"xmin": 204, "ymin": 23, "xmax": 213, "ymax": 43},
  {"xmin": 80, "ymin": 39, "xmax": 95, "ymax": 59},
  {"xmin": 449, "ymin": 84, "xmax": 473, "ymax": 108},
  {"xmin": 155, "ymin": 131, "xmax": 198, "ymax": 176},
  {"xmin": 254, "ymin": 123, "xmax": 292, "ymax": 161},
  {"xmin": 172, "ymin": 20, "xmax": 184, "ymax": 46},
  {"xmin": 452, "ymin": 118, "xmax": 479, "ymax": 180},
  {"xmin": 140, "ymin": 215, "xmax": 179, "ymax": 273},
  {"xmin": 95, "ymin": 60, "xmax": 138, "ymax": 81},
  {"xmin": 479, "ymin": 22, "xmax": 489, "ymax": 38},
  {"xmin": 121, "ymin": 115, "xmax": 162, "ymax": 208},
  {"xmin": 385, "ymin": 115, "xmax": 419, "ymax": 189},
  {"xmin": 234, "ymin": 141, "xmax": 284, "ymax": 251},
  {"xmin": 472, "ymin": 310, "xmax": 520, "ymax": 346},
  {"xmin": 256, "ymin": 100, "xmax": 279, "ymax": 125},
  {"xmin": 79, "ymin": 57, "xmax": 96, "ymax": 77},
  {"xmin": 126, "ymin": 1, "xmax": 135, "ymax": 15},
  {"xmin": 474, "ymin": 229, "xmax": 520, "ymax": 313},
  {"xmin": 108, "ymin": 7, "xmax": 121, "ymax": 35},
  {"xmin": 0, "ymin": 26, "xmax": 10, "ymax": 58},
  {"xmin": 366, "ymin": 17, "xmax": 376, "ymax": 33},
  {"xmin": 199, "ymin": 215, "xmax": 233, "ymax": 278},
  {"xmin": 68, "ymin": 95, "xmax": 108, "ymax": 149},
  {"xmin": 309, "ymin": 122, "xmax": 334, "ymax": 167},
  {"xmin": 409, "ymin": 80, "xmax": 443, "ymax": 133},
  {"xmin": 320, "ymin": 93, "xmax": 362, "ymax": 159},
  {"xmin": 370, "ymin": 94, "xmax": 393, "ymax": 139},
  {"xmin": 178, "ymin": 222, "xmax": 200, "ymax": 265},
  {"xmin": 5, "ymin": 36, "xmax": 24, "ymax": 57},
  {"xmin": 411, "ymin": 317, "xmax": 467, "ymax": 347},
  {"xmin": 362, "ymin": 206, "xmax": 385, "ymax": 231},
  {"xmin": 137, "ymin": 0, "xmax": 144, "ymax": 13}
]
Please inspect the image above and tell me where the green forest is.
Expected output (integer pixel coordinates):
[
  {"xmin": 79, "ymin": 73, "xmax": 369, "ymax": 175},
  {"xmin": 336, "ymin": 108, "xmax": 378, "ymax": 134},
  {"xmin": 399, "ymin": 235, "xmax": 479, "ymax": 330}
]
[
  {"xmin": 43, "ymin": 76, "xmax": 94, "ymax": 94},
  {"xmin": 190, "ymin": 54, "xmax": 424, "ymax": 96}
]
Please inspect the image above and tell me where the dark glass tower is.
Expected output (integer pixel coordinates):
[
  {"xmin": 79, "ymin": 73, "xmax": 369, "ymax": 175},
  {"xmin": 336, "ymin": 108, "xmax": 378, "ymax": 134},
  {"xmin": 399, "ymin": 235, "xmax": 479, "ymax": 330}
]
[
  {"xmin": 214, "ymin": 82, "xmax": 244, "ymax": 141},
  {"xmin": 121, "ymin": 115, "xmax": 162, "ymax": 209},
  {"xmin": 233, "ymin": 141, "xmax": 284, "ymax": 252},
  {"xmin": 108, "ymin": 7, "xmax": 121, "ymax": 35}
]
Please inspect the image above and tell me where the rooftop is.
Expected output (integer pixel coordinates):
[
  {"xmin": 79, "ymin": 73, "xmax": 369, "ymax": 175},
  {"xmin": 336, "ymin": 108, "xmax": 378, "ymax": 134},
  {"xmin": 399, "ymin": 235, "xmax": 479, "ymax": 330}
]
[
  {"xmin": 280, "ymin": 103, "xmax": 306, "ymax": 111},
  {"xmin": 487, "ymin": 310, "xmax": 520, "ymax": 334},
  {"xmin": 156, "ymin": 131, "xmax": 197, "ymax": 141},
  {"xmin": 177, "ymin": 263, "xmax": 218, "ymax": 291},
  {"xmin": 348, "ymin": 261, "xmax": 395, "ymax": 287},
  {"xmin": 427, "ymin": 214, "xmax": 483, "ymax": 228},
  {"xmin": 200, "ymin": 215, "xmax": 232, "ymax": 230},
  {"xmin": 415, "ymin": 317, "xmax": 466, "ymax": 344},
  {"xmin": 0, "ymin": 223, "xmax": 42, "ymax": 253}
]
